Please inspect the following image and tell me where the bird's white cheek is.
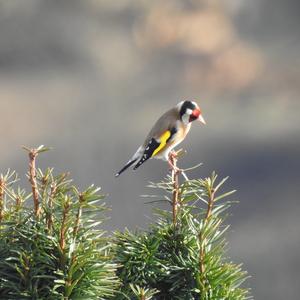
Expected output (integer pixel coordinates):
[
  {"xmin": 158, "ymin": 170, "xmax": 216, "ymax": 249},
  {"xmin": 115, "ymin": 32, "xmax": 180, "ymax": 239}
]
[{"xmin": 182, "ymin": 114, "xmax": 190, "ymax": 125}]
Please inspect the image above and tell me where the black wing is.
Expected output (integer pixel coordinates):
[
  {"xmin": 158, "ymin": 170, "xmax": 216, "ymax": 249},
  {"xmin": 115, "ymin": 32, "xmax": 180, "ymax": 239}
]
[
  {"xmin": 133, "ymin": 138, "xmax": 160, "ymax": 170},
  {"xmin": 133, "ymin": 127, "xmax": 177, "ymax": 170}
]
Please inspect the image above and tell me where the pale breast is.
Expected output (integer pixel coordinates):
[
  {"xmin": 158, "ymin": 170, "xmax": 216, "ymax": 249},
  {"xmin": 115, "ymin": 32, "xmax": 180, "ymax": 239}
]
[
  {"xmin": 168, "ymin": 121, "xmax": 191, "ymax": 148},
  {"xmin": 155, "ymin": 121, "xmax": 191, "ymax": 160}
]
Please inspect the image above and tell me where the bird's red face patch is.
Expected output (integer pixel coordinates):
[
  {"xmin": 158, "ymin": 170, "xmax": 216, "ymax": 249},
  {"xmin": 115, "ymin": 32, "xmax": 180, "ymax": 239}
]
[
  {"xmin": 189, "ymin": 108, "xmax": 201, "ymax": 122},
  {"xmin": 193, "ymin": 109, "xmax": 200, "ymax": 118}
]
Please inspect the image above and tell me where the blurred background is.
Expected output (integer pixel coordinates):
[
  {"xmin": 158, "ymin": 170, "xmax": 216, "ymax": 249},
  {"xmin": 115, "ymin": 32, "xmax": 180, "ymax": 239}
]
[{"xmin": 0, "ymin": 0, "xmax": 299, "ymax": 298}]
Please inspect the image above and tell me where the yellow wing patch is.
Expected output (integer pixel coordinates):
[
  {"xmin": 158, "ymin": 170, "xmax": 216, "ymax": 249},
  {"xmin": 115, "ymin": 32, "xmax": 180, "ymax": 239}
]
[{"xmin": 152, "ymin": 130, "xmax": 171, "ymax": 157}]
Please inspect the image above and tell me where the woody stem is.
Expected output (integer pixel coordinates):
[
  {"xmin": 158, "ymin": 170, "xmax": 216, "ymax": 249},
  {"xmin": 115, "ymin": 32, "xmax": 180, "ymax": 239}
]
[
  {"xmin": 170, "ymin": 153, "xmax": 180, "ymax": 226},
  {"xmin": 28, "ymin": 149, "xmax": 41, "ymax": 218},
  {"xmin": 0, "ymin": 178, "xmax": 4, "ymax": 222}
]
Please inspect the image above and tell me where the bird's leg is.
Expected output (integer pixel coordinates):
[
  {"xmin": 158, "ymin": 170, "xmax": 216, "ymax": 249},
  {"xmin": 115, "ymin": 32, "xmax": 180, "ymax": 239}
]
[{"xmin": 170, "ymin": 150, "xmax": 177, "ymax": 159}]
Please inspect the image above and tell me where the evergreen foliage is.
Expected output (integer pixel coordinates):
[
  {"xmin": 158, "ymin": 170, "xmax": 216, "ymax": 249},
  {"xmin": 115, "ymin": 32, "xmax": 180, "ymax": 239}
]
[
  {"xmin": 114, "ymin": 170, "xmax": 251, "ymax": 299},
  {"xmin": 0, "ymin": 147, "xmax": 251, "ymax": 299},
  {"xmin": 0, "ymin": 146, "xmax": 119, "ymax": 299}
]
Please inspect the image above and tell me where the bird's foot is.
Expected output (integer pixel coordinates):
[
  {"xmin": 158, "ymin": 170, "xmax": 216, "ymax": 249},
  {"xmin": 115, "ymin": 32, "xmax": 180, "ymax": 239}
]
[{"xmin": 169, "ymin": 150, "xmax": 178, "ymax": 160}]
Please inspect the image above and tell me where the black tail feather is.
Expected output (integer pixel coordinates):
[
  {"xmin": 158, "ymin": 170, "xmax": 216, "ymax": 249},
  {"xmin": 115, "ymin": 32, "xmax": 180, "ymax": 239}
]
[
  {"xmin": 133, "ymin": 155, "xmax": 151, "ymax": 170},
  {"xmin": 115, "ymin": 159, "xmax": 137, "ymax": 177}
]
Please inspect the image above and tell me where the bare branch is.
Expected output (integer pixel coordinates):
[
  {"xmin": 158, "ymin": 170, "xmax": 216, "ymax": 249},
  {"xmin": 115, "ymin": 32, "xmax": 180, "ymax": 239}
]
[
  {"xmin": 60, "ymin": 198, "xmax": 70, "ymax": 251},
  {"xmin": 0, "ymin": 177, "xmax": 5, "ymax": 222},
  {"xmin": 28, "ymin": 148, "xmax": 41, "ymax": 218},
  {"xmin": 47, "ymin": 182, "xmax": 57, "ymax": 232},
  {"xmin": 170, "ymin": 154, "xmax": 180, "ymax": 226},
  {"xmin": 73, "ymin": 193, "xmax": 84, "ymax": 238}
]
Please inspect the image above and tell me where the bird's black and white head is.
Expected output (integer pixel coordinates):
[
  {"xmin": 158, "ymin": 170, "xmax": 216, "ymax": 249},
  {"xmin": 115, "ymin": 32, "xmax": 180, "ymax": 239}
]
[{"xmin": 177, "ymin": 100, "xmax": 206, "ymax": 125}]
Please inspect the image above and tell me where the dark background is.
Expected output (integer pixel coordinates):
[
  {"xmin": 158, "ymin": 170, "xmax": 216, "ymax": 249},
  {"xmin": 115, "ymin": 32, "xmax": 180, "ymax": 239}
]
[{"xmin": 0, "ymin": 1, "xmax": 299, "ymax": 298}]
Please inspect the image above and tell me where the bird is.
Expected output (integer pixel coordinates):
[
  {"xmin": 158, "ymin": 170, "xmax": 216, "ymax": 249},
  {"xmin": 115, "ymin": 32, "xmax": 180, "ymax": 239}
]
[{"xmin": 115, "ymin": 100, "xmax": 206, "ymax": 177}]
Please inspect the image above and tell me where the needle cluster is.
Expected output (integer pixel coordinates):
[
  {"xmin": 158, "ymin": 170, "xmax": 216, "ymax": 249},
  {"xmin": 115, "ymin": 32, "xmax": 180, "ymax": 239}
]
[
  {"xmin": 114, "ymin": 167, "xmax": 251, "ymax": 299},
  {"xmin": 0, "ymin": 146, "xmax": 251, "ymax": 299},
  {"xmin": 0, "ymin": 146, "xmax": 118, "ymax": 299}
]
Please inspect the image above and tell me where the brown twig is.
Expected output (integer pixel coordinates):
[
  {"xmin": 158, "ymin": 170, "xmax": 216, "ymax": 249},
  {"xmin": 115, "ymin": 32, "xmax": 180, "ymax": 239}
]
[
  {"xmin": 73, "ymin": 193, "xmax": 84, "ymax": 238},
  {"xmin": 199, "ymin": 188, "xmax": 214, "ymax": 276},
  {"xmin": 199, "ymin": 231, "xmax": 205, "ymax": 274},
  {"xmin": 0, "ymin": 177, "xmax": 5, "ymax": 222},
  {"xmin": 28, "ymin": 149, "xmax": 41, "ymax": 218},
  {"xmin": 15, "ymin": 196, "xmax": 21, "ymax": 210},
  {"xmin": 205, "ymin": 187, "xmax": 215, "ymax": 220},
  {"xmin": 59, "ymin": 198, "xmax": 70, "ymax": 251},
  {"xmin": 170, "ymin": 154, "xmax": 180, "ymax": 226},
  {"xmin": 47, "ymin": 182, "xmax": 57, "ymax": 232},
  {"xmin": 199, "ymin": 177, "xmax": 216, "ymax": 297}
]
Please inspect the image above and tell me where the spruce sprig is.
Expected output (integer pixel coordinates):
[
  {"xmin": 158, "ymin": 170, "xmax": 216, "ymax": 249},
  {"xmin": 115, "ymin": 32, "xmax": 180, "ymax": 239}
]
[
  {"xmin": 0, "ymin": 146, "xmax": 119, "ymax": 299},
  {"xmin": 114, "ymin": 156, "xmax": 251, "ymax": 299},
  {"xmin": 0, "ymin": 147, "xmax": 251, "ymax": 299}
]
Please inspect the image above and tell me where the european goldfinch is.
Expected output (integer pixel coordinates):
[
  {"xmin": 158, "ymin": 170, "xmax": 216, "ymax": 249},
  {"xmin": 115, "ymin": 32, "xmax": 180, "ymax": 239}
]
[{"xmin": 115, "ymin": 100, "xmax": 206, "ymax": 177}]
